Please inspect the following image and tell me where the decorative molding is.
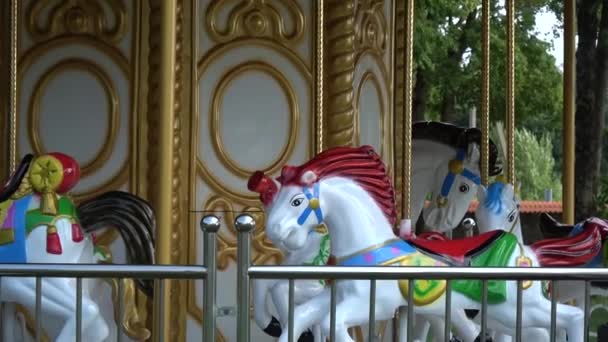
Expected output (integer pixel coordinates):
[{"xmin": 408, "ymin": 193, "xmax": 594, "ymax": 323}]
[
  {"xmin": 355, "ymin": 0, "xmax": 387, "ymax": 59},
  {"xmin": 354, "ymin": 71, "xmax": 385, "ymax": 156},
  {"xmin": 205, "ymin": 0, "xmax": 305, "ymax": 46},
  {"xmin": 25, "ymin": 0, "xmax": 127, "ymax": 44},
  {"xmin": 324, "ymin": 0, "xmax": 357, "ymax": 148}
]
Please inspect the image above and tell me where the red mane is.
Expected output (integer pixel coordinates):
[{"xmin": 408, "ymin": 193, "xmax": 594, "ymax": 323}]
[
  {"xmin": 278, "ymin": 145, "xmax": 397, "ymax": 225},
  {"xmin": 531, "ymin": 218, "xmax": 608, "ymax": 266}
]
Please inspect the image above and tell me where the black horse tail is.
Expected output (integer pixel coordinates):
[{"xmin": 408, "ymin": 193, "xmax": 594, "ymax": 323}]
[{"xmin": 76, "ymin": 191, "xmax": 156, "ymax": 297}]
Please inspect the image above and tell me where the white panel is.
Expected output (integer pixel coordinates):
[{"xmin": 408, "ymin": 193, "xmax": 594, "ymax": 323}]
[
  {"xmin": 358, "ymin": 78, "xmax": 383, "ymax": 152},
  {"xmin": 219, "ymin": 71, "xmax": 291, "ymax": 171},
  {"xmin": 17, "ymin": 43, "xmax": 130, "ymax": 193}
]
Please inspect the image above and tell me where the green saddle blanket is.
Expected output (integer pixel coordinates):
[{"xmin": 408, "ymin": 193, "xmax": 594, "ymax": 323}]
[{"xmin": 452, "ymin": 233, "xmax": 518, "ymax": 304}]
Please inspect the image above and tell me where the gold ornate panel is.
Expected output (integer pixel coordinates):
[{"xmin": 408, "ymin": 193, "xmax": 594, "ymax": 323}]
[{"xmin": 187, "ymin": 0, "xmax": 317, "ymax": 340}]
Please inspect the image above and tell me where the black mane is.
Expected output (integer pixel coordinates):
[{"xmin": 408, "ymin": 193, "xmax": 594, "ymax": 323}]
[{"xmin": 412, "ymin": 121, "xmax": 503, "ymax": 176}]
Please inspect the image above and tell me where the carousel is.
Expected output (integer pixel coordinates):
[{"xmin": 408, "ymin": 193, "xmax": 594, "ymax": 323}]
[{"xmin": 1, "ymin": 0, "xmax": 602, "ymax": 341}]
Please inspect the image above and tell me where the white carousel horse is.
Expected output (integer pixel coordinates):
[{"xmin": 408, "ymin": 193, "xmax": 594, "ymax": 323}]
[
  {"xmin": 0, "ymin": 153, "xmax": 155, "ymax": 342},
  {"xmin": 474, "ymin": 181, "xmax": 608, "ymax": 340},
  {"xmin": 251, "ymin": 121, "xmax": 503, "ymax": 341},
  {"xmin": 249, "ymin": 145, "xmax": 584, "ymax": 342}
]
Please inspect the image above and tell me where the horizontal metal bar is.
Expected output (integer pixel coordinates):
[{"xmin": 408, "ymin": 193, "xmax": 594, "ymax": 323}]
[
  {"xmin": 0, "ymin": 264, "xmax": 207, "ymax": 279},
  {"xmin": 249, "ymin": 266, "xmax": 608, "ymax": 281}
]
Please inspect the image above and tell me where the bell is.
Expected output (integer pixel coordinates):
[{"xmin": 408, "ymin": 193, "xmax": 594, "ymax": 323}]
[{"xmin": 46, "ymin": 225, "xmax": 62, "ymax": 255}]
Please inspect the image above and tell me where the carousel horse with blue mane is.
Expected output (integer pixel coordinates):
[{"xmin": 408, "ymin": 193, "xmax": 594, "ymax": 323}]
[
  {"xmin": 250, "ymin": 121, "xmax": 503, "ymax": 341},
  {"xmin": 0, "ymin": 153, "xmax": 155, "ymax": 342},
  {"xmin": 249, "ymin": 145, "xmax": 584, "ymax": 342}
]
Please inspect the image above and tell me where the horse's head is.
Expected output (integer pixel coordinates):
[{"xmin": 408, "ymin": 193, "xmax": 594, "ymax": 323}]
[
  {"xmin": 248, "ymin": 168, "xmax": 325, "ymax": 250},
  {"xmin": 423, "ymin": 143, "xmax": 481, "ymax": 232},
  {"xmin": 475, "ymin": 180, "xmax": 520, "ymax": 234}
]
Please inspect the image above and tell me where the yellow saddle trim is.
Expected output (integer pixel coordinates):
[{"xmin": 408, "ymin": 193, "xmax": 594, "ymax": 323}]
[{"xmin": 387, "ymin": 251, "xmax": 448, "ymax": 306}]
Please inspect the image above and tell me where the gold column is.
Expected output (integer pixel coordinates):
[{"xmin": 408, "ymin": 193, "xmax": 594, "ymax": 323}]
[
  {"xmin": 480, "ymin": 0, "xmax": 490, "ymax": 185},
  {"xmin": 324, "ymin": 0, "xmax": 356, "ymax": 148},
  {"xmin": 402, "ymin": 0, "xmax": 414, "ymax": 218},
  {"xmin": 563, "ymin": 0, "xmax": 576, "ymax": 224},
  {"xmin": 393, "ymin": 0, "xmax": 405, "ymax": 218},
  {"xmin": 0, "ymin": 1, "xmax": 8, "ymax": 179},
  {"xmin": 506, "ymin": 0, "xmax": 515, "ymax": 184},
  {"xmin": 315, "ymin": 0, "xmax": 325, "ymax": 153},
  {"xmin": 151, "ymin": 0, "xmax": 178, "ymax": 341},
  {"xmin": 8, "ymin": 0, "xmax": 17, "ymax": 174}
]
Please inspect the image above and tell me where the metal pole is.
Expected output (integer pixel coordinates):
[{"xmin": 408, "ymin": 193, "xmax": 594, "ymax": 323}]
[
  {"xmin": 117, "ymin": 279, "xmax": 124, "ymax": 342},
  {"xmin": 201, "ymin": 215, "xmax": 220, "ymax": 342},
  {"xmin": 235, "ymin": 214, "xmax": 255, "ymax": 342},
  {"xmin": 480, "ymin": 0, "xmax": 491, "ymax": 186},
  {"xmin": 330, "ymin": 282, "xmax": 337, "ymax": 342},
  {"xmin": 76, "ymin": 277, "xmax": 82, "ymax": 342},
  {"xmin": 550, "ymin": 280, "xmax": 557, "ymax": 341},
  {"xmin": 444, "ymin": 280, "xmax": 451, "ymax": 342},
  {"xmin": 515, "ymin": 280, "xmax": 523, "ymax": 342},
  {"xmin": 584, "ymin": 281, "xmax": 590, "ymax": 342},
  {"xmin": 35, "ymin": 276, "xmax": 42, "ymax": 342},
  {"xmin": 506, "ymin": 0, "xmax": 516, "ymax": 185},
  {"xmin": 368, "ymin": 279, "xmax": 376, "ymax": 342},
  {"xmin": 406, "ymin": 280, "xmax": 414, "ymax": 342},
  {"xmin": 481, "ymin": 280, "xmax": 488, "ymax": 342},
  {"xmin": 563, "ymin": 0, "xmax": 576, "ymax": 224},
  {"xmin": 288, "ymin": 279, "xmax": 295, "ymax": 342}
]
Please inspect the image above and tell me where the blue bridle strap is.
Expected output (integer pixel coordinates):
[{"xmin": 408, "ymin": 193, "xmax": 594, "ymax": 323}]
[
  {"xmin": 297, "ymin": 183, "xmax": 323, "ymax": 225},
  {"xmin": 439, "ymin": 149, "xmax": 481, "ymax": 198}
]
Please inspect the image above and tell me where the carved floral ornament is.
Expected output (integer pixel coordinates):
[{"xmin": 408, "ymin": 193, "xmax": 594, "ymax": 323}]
[
  {"xmin": 355, "ymin": 0, "xmax": 388, "ymax": 56},
  {"xmin": 205, "ymin": 0, "xmax": 305, "ymax": 45},
  {"xmin": 25, "ymin": 0, "xmax": 127, "ymax": 43}
]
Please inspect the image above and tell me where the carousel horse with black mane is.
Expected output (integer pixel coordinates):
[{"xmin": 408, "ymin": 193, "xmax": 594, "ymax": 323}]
[
  {"xmin": 249, "ymin": 145, "xmax": 584, "ymax": 342},
  {"xmin": 0, "ymin": 153, "xmax": 155, "ymax": 342},
  {"xmin": 251, "ymin": 121, "xmax": 503, "ymax": 341}
]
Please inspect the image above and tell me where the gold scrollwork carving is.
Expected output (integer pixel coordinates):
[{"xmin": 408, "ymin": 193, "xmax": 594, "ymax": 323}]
[
  {"xmin": 25, "ymin": 0, "xmax": 127, "ymax": 44},
  {"xmin": 325, "ymin": 0, "xmax": 357, "ymax": 148},
  {"xmin": 205, "ymin": 0, "xmax": 305, "ymax": 45},
  {"xmin": 210, "ymin": 61, "xmax": 299, "ymax": 178},
  {"xmin": 27, "ymin": 58, "xmax": 119, "ymax": 178},
  {"xmin": 393, "ymin": 0, "xmax": 405, "ymax": 219},
  {"xmin": 355, "ymin": 0, "xmax": 388, "ymax": 58},
  {"xmin": 355, "ymin": 71, "xmax": 385, "ymax": 156}
]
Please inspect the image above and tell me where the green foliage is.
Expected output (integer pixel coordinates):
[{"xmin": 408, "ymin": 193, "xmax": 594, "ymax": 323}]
[{"xmin": 514, "ymin": 128, "xmax": 562, "ymax": 200}]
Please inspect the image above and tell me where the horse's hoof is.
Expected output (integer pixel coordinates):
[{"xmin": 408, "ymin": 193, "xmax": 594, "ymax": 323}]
[
  {"xmin": 263, "ymin": 316, "xmax": 282, "ymax": 337},
  {"xmin": 297, "ymin": 330, "xmax": 314, "ymax": 342},
  {"xmin": 449, "ymin": 337, "xmax": 463, "ymax": 342},
  {"xmin": 473, "ymin": 332, "xmax": 493, "ymax": 342}
]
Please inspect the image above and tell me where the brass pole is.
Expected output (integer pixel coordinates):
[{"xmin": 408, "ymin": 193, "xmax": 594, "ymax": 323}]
[
  {"xmin": 153, "ymin": 1, "xmax": 177, "ymax": 341},
  {"xmin": 506, "ymin": 0, "xmax": 515, "ymax": 184},
  {"xmin": 9, "ymin": 0, "xmax": 17, "ymax": 173},
  {"xmin": 402, "ymin": 0, "xmax": 414, "ymax": 219},
  {"xmin": 315, "ymin": 0, "xmax": 324, "ymax": 153},
  {"xmin": 480, "ymin": 0, "xmax": 490, "ymax": 185},
  {"xmin": 563, "ymin": 0, "xmax": 576, "ymax": 224}
]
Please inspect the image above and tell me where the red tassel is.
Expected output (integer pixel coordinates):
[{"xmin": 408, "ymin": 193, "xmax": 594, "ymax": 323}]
[
  {"xmin": 91, "ymin": 232, "xmax": 97, "ymax": 245},
  {"xmin": 72, "ymin": 223, "xmax": 84, "ymax": 242},
  {"xmin": 46, "ymin": 226, "xmax": 62, "ymax": 255}
]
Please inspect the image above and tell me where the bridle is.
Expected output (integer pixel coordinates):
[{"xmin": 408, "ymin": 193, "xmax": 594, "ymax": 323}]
[
  {"xmin": 297, "ymin": 182, "xmax": 324, "ymax": 225},
  {"xmin": 436, "ymin": 149, "xmax": 481, "ymax": 208}
]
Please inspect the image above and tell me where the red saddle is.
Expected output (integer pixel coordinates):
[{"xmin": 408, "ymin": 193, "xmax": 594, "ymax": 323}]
[{"xmin": 407, "ymin": 230, "xmax": 504, "ymax": 265}]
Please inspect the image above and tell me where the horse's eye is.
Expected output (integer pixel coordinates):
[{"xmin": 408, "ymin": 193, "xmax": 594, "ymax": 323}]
[
  {"xmin": 291, "ymin": 198, "xmax": 303, "ymax": 207},
  {"xmin": 459, "ymin": 184, "xmax": 469, "ymax": 193},
  {"xmin": 508, "ymin": 213, "xmax": 516, "ymax": 222}
]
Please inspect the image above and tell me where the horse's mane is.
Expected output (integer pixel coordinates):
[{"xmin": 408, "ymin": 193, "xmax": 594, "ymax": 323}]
[
  {"xmin": 413, "ymin": 121, "xmax": 502, "ymax": 176},
  {"xmin": 531, "ymin": 218, "xmax": 608, "ymax": 266},
  {"xmin": 483, "ymin": 182, "xmax": 506, "ymax": 214},
  {"xmin": 278, "ymin": 145, "xmax": 397, "ymax": 225}
]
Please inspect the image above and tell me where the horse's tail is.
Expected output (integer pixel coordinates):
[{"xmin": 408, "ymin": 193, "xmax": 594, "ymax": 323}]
[
  {"xmin": 76, "ymin": 191, "xmax": 156, "ymax": 297},
  {"xmin": 531, "ymin": 223, "xmax": 602, "ymax": 267}
]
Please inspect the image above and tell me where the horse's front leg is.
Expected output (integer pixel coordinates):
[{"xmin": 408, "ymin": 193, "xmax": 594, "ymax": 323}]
[{"xmin": 278, "ymin": 288, "xmax": 331, "ymax": 342}]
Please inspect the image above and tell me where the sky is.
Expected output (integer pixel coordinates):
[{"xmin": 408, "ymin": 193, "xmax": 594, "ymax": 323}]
[{"xmin": 534, "ymin": 8, "xmax": 564, "ymax": 70}]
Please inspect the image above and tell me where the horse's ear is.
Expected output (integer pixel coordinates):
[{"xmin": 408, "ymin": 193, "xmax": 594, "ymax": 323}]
[
  {"xmin": 477, "ymin": 184, "xmax": 487, "ymax": 199},
  {"xmin": 301, "ymin": 170, "xmax": 318, "ymax": 186},
  {"xmin": 504, "ymin": 183, "xmax": 515, "ymax": 198},
  {"xmin": 466, "ymin": 143, "xmax": 481, "ymax": 166}
]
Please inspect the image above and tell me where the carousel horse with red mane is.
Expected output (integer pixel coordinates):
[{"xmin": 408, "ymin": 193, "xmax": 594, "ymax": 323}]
[
  {"xmin": 249, "ymin": 145, "xmax": 584, "ymax": 342},
  {"xmin": 250, "ymin": 121, "xmax": 503, "ymax": 341},
  {"xmin": 0, "ymin": 153, "xmax": 155, "ymax": 342}
]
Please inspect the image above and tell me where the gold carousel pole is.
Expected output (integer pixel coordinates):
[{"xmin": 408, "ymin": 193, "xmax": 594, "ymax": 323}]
[
  {"xmin": 153, "ymin": 1, "xmax": 177, "ymax": 341},
  {"xmin": 563, "ymin": 0, "xmax": 576, "ymax": 224},
  {"xmin": 506, "ymin": 0, "xmax": 515, "ymax": 185},
  {"xmin": 480, "ymin": 0, "xmax": 490, "ymax": 185},
  {"xmin": 8, "ymin": 0, "xmax": 17, "ymax": 174}
]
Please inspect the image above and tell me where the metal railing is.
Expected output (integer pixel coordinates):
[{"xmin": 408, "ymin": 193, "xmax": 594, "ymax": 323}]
[{"xmin": 205, "ymin": 213, "xmax": 608, "ymax": 342}]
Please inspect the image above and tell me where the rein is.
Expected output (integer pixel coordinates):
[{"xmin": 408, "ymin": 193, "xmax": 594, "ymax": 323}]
[{"xmin": 436, "ymin": 149, "xmax": 481, "ymax": 207}]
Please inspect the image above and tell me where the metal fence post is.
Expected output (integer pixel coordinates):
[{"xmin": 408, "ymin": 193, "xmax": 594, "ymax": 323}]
[
  {"xmin": 235, "ymin": 214, "xmax": 255, "ymax": 342},
  {"xmin": 201, "ymin": 215, "xmax": 220, "ymax": 342}
]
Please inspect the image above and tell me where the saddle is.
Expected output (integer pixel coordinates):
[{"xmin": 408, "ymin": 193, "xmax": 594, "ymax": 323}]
[{"xmin": 407, "ymin": 230, "xmax": 504, "ymax": 266}]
